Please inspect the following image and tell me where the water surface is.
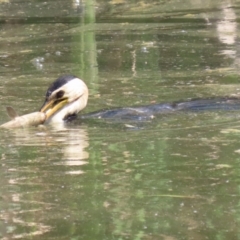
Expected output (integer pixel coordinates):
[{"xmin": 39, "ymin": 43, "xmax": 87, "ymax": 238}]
[{"xmin": 1, "ymin": 0, "xmax": 240, "ymax": 239}]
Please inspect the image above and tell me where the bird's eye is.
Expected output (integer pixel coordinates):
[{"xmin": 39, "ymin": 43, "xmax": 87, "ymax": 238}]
[{"xmin": 56, "ymin": 90, "xmax": 64, "ymax": 99}]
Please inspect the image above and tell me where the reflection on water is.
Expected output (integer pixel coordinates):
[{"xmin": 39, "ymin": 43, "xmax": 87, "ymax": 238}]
[
  {"xmin": 217, "ymin": 4, "xmax": 237, "ymax": 45},
  {"xmin": 50, "ymin": 127, "xmax": 89, "ymax": 174},
  {"xmin": 5, "ymin": 126, "xmax": 89, "ymax": 167},
  {"xmin": 1, "ymin": 0, "xmax": 240, "ymax": 239},
  {"xmin": 0, "ymin": 126, "xmax": 89, "ymax": 239}
]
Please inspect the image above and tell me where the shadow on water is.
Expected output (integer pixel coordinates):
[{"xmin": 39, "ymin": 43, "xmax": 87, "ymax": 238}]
[{"xmin": 1, "ymin": 0, "xmax": 240, "ymax": 239}]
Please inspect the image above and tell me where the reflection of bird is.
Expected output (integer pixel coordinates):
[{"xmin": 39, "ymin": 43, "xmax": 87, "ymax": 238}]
[
  {"xmin": 41, "ymin": 75, "xmax": 240, "ymax": 125},
  {"xmin": 40, "ymin": 75, "xmax": 88, "ymax": 124}
]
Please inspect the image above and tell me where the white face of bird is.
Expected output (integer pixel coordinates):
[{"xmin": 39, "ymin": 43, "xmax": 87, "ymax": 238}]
[{"xmin": 40, "ymin": 78, "xmax": 89, "ymax": 122}]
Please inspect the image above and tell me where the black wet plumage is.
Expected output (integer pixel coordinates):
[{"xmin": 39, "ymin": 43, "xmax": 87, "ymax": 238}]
[{"xmin": 80, "ymin": 97, "xmax": 240, "ymax": 121}]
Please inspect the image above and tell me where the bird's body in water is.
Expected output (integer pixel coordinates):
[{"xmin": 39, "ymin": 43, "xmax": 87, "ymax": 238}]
[
  {"xmin": 2, "ymin": 74, "xmax": 240, "ymax": 129},
  {"xmin": 40, "ymin": 75, "xmax": 240, "ymax": 124}
]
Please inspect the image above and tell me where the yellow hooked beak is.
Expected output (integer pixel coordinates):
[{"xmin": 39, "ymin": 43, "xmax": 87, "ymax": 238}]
[{"xmin": 40, "ymin": 98, "xmax": 68, "ymax": 120}]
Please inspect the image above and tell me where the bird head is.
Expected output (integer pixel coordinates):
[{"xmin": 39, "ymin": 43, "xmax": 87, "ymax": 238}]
[{"xmin": 40, "ymin": 75, "xmax": 88, "ymax": 124}]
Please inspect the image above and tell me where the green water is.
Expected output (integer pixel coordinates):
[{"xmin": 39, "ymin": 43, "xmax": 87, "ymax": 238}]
[{"xmin": 1, "ymin": 0, "xmax": 240, "ymax": 239}]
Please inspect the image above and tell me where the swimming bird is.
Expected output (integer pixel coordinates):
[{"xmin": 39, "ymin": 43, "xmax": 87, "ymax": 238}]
[
  {"xmin": 40, "ymin": 74, "xmax": 178, "ymax": 124},
  {"xmin": 40, "ymin": 75, "xmax": 240, "ymax": 125},
  {"xmin": 2, "ymin": 74, "xmax": 240, "ymax": 129}
]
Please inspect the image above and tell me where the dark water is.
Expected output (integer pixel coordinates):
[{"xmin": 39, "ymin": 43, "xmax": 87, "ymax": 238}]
[{"xmin": 1, "ymin": 0, "xmax": 240, "ymax": 239}]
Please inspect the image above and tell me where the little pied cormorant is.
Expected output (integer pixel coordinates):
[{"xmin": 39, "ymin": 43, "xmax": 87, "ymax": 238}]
[{"xmin": 40, "ymin": 75, "xmax": 240, "ymax": 125}]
